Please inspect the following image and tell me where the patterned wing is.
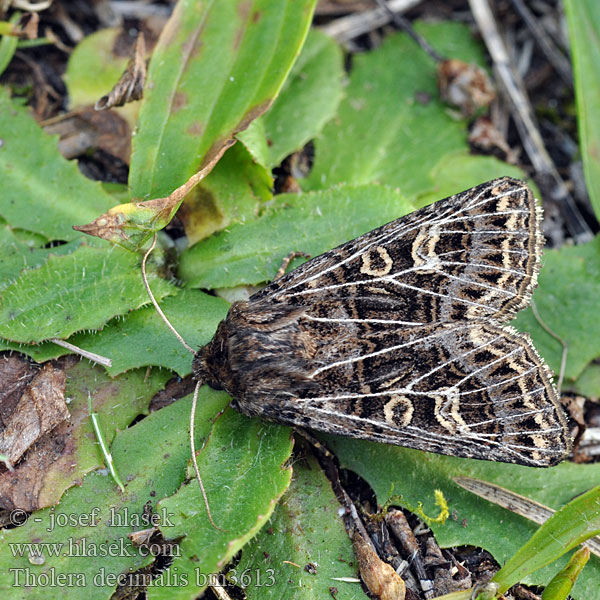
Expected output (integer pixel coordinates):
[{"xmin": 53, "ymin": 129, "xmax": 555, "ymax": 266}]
[
  {"xmin": 251, "ymin": 321, "xmax": 571, "ymax": 467},
  {"xmin": 203, "ymin": 177, "xmax": 571, "ymax": 467},
  {"xmin": 254, "ymin": 177, "xmax": 541, "ymax": 326}
]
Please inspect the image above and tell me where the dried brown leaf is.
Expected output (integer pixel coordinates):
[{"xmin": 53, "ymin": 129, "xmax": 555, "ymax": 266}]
[
  {"xmin": 352, "ymin": 531, "xmax": 406, "ymax": 600},
  {"xmin": 0, "ymin": 363, "xmax": 68, "ymax": 466},
  {"xmin": 469, "ymin": 116, "xmax": 518, "ymax": 164},
  {"xmin": 95, "ymin": 32, "xmax": 147, "ymax": 110},
  {"xmin": 44, "ymin": 106, "xmax": 131, "ymax": 163},
  {"xmin": 438, "ymin": 58, "xmax": 495, "ymax": 117}
]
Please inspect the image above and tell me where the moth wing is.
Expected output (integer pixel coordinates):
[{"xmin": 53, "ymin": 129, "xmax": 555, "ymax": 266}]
[
  {"xmin": 252, "ymin": 321, "xmax": 570, "ymax": 467},
  {"xmin": 255, "ymin": 178, "xmax": 541, "ymax": 325}
]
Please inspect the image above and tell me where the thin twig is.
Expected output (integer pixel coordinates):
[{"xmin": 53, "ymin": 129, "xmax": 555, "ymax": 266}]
[
  {"xmin": 530, "ymin": 299, "xmax": 567, "ymax": 395},
  {"xmin": 320, "ymin": 0, "xmax": 422, "ymax": 43},
  {"xmin": 510, "ymin": 0, "xmax": 572, "ymax": 85},
  {"xmin": 468, "ymin": 0, "xmax": 593, "ymax": 243},
  {"xmin": 50, "ymin": 338, "xmax": 112, "ymax": 367},
  {"xmin": 141, "ymin": 234, "xmax": 195, "ymax": 355},
  {"xmin": 88, "ymin": 395, "xmax": 126, "ymax": 493},
  {"xmin": 108, "ymin": 1, "xmax": 171, "ymax": 19},
  {"xmin": 375, "ymin": 0, "xmax": 445, "ymax": 62}
]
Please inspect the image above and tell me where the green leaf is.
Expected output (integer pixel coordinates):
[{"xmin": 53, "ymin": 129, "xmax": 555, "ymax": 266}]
[
  {"xmin": 416, "ymin": 153, "xmax": 530, "ymax": 207},
  {"xmin": 512, "ymin": 237, "xmax": 600, "ymax": 381},
  {"xmin": 130, "ymin": 0, "xmax": 318, "ymax": 201},
  {"xmin": 0, "ymin": 244, "xmax": 174, "ymax": 343},
  {"xmin": 179, "ymin": 184, "xmax": 414, "ymax": 289},
  {"xmin": 63, "ymin": 28, "xmax": 127, "ymax": 108},
  {"xmin": 237, "ymin": 451, "xmax": 365, "ymax": 600},
  {"xmin": 542, "ymin": 547, "xmax": 590, "ymax": 600},
  {"xmin": 564, "ymin": 0, "xmax": 600, "ymax": 221},
  {"xmin": 149, "ymin": 407, "xmax": 293, "ymax": 600},
  {"xmin": 8, "ymin": 288, "xmax": 229, "ymax": 376},
  {"xmin": 238, "ymin": 29, "xmax": 344, "ymax": 168},
  {"xmin": 0, "ymin": 389, "xmax": 229, "ymax": 600},
  {"xmin": 0, "ymin": 87, "xmax": 116, "ymax": 241},
  {"xmin": 326, "ymin": 438, "xmax": 600, "ymax": 598},
  {"xmin": 181, "ymin": 143, "xmax": 272, "ymax": 245},
  {"xmin": 0, "ymin": 13, "xmax": 19, "ymax": 76},
  {"xmin": 63, "ymin": 27, "xmax": 143, "ymax": 129},
  {"xmin": 569, "ymin": 363, "xmax": 600, "ymax": 398},
  {"xmin": 492, "ymin": 486, "xmax": 600, "ymax": 593},
  {"xmin": 0, "ymin": 223, "xmax": 83, "ymax": 292},
  {"xmin": 302, "ymin": 22, "xmax": 494, "ymax": 198}
]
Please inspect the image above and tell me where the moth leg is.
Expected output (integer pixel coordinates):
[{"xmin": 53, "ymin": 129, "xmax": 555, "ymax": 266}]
[{"xmin": 275, "ymin": 251, "xmax": 310, "ymax": 280}]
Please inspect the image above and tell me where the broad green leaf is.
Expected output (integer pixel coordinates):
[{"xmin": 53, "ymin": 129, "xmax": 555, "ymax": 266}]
[
  {"xmin": 513, "ymin": 236, "xmax": 600, "ymax": 381},
  {"xmin": 416, "ymin": 152, "xmax": 528, "ymax": 207},
  {"xmin": 130, "ymin": 0, "xmax": 318, "ymax": 200},
  {"xmin": 149, "ymin": 407, "xmax": 293, "ymax": 600},
  {"xmin": 0, "ymin": 223, "xmax": 83, "ymax": 292},
  {"xmin": 64, "ymin": 28, "xmax": 127, "ymax": 108},
  {"xmin": 0, "ymin": 87, "xmax": 116, "ymax": 241},
  {"xmin": 492, "ymin": 486, "xmax": 600, "ymax": 593},
  {"xmin": 302, "ymin": 22, "xmax": 490, "ymax": 198},
  {"xmin": 237, "ymin": 451, "xmax": 366, "ymax": 600},
  {"xmin": 0, "ymin": 244, "xmax": 174, "ymax": 343},
  {"xmin": 564, "ymin": 0, "xmax": 600, "ymax": 221},
  {"xmin": 179, "ymin": 184, "xmax": 414, "ymax": 289},
  {"xmin": 6, "ymin": 288, "xmax": 230, "ymax": 376},
  {"xmin": 326, "ymin": 438, "xmax": 600, "ymax": 598},
  {"xmin": 569, "ymin": 363, "xmax": 600, "ymax": 398},
  {"xmin": 68, "ymin": 287, "xmax": 227, "ymax": 376},
  {"xmin": 0, "ymin": 389, "xmax": 229, "ymax": 600},
  {"xmin": 180, "ymin": 143, "xmax": 272, "ymax": 245},
  {"xmin": 238, "ymin": 29, "xmax": 344, "ymax": 168}
]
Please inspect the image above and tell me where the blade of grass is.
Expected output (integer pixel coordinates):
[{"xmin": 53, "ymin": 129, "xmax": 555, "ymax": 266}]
[{"xmin": 491, "ymin": 485, "xmax": 600, "ymax": 593}]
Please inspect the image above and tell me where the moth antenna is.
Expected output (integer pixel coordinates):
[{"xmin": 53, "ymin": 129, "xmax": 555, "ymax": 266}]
[
  {"xmin": 190, "ymin": 380, "xmax": 224, "ymax": 531},
  {"xmin": 530, "ymin": 300, "xmax": 567, "ymax": 395},
  {"xmin": 141, "ymin": 234, "xmax": 195, "ymax": 355},
  {"xmin": 143, "ymin": 235, "xmax": 222, "ymax": 529}
]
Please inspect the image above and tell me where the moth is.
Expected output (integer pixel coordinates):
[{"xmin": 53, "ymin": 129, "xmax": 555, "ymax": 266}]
[{"xmin": 193, "ymin": 177, "xmax": 571, "ymax": 467}]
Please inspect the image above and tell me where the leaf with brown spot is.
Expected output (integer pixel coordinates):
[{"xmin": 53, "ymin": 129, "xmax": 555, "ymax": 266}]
[
  {"xmin": 74, "ymin": 0, "xmax": 316, "ymax": 250},
  {"xmin": 178, "ymin": 143, "xmax": 271, "ymax": 245}
]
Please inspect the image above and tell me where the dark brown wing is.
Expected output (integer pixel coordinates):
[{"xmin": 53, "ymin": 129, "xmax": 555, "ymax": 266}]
[
  {"xmin": 245, "ymin": 321, "xmax": 570, "ymax": 467},
  {"xmin": 253, "ymin": 177, "xmax": 541, "ymax": 326},
  {"xmin": 210, "ymin": 178, "xmax": 571, "ymax": 466}
]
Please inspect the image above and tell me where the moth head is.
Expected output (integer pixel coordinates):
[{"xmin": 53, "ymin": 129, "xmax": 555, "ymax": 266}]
[{"xmin": 191, "ymin": 345, "xmax": 216, "ymax": 388}]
